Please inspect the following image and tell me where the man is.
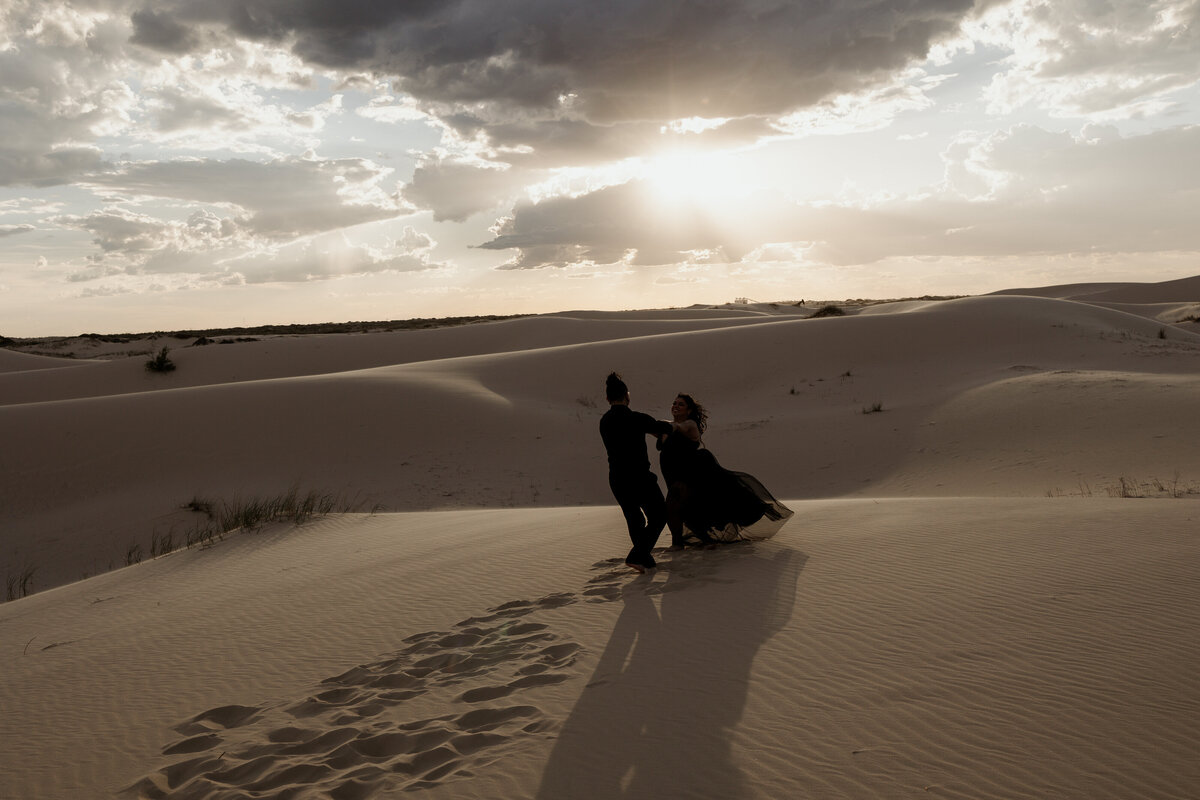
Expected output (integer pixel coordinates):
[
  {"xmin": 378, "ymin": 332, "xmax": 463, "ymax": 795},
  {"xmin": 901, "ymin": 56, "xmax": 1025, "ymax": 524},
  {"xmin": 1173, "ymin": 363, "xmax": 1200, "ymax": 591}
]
[{"xmin": 599, "ymin": 372, "xmax": 672, "ymax": 573}]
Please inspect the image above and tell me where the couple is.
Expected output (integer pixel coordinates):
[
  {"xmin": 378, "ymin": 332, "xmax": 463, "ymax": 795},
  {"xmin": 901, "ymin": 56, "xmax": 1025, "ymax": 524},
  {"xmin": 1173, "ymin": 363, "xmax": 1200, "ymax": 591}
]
[{"xmin": 599, "ymin": 372, "xmax": 793, "ymax": 573}]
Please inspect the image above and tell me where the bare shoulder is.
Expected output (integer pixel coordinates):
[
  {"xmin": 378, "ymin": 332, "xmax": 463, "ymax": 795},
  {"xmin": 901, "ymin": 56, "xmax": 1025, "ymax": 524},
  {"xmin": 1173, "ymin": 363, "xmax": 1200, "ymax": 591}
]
[{"xmin": 674, "ymin": 419, "xmax": 702, "ymax": 441}]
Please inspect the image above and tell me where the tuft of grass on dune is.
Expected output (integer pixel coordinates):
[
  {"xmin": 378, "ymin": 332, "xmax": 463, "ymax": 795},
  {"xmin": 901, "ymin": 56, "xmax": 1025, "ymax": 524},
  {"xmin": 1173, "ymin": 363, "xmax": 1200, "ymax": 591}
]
[
  {"xmin": 107, "ymin": 487, "xmax": 384, "ymax": 578},
  {"xmin": 188, "ymin": 486, "xmax": 380, "ymax": 537},
  {"xmin": 5, "ymin": 566, "xmax": 36, "ymax": 601},
  {"xmin": 1045, "ymin": 473, "xmax": 1200, "ymax": 499}
]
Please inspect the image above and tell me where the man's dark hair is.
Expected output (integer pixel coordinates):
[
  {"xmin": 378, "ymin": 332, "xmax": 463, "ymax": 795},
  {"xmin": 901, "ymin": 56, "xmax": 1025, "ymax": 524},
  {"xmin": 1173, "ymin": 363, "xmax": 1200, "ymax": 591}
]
[{"xmin": 605, "ymin": 372, "xmax": 628, "ymax": 402}]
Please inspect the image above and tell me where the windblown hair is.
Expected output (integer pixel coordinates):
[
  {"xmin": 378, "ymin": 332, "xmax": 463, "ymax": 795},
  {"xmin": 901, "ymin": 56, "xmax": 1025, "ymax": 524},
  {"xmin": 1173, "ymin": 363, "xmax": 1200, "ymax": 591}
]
[
  {"xmin": 676, "ymin": 393, "xmax": 708, "ymax": 434},
  {"xmin": 605, "ymin": 372, "xmax": 629, "ymax": 402}
]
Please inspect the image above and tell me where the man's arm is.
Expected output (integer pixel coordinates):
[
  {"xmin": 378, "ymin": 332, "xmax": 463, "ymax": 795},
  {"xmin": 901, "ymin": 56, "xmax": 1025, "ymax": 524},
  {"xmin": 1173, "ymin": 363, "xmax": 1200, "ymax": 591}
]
[{"xmin": 634, "ymin": 411, "xmax": 672, "ymax": 437}]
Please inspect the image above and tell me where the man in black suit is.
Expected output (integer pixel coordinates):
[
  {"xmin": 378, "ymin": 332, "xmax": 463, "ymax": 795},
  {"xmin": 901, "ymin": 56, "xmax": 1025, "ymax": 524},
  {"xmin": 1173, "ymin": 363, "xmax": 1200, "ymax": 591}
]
[{"xmin": 599, "ymin": 372, "xmax": 672, "ymax": 573}]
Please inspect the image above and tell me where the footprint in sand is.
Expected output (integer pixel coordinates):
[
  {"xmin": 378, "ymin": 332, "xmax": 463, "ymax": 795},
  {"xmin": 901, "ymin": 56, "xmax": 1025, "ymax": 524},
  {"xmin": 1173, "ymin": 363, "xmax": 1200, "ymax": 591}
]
[
  {"xmin": 130, "ymin": 552, "xmax": 723, "ymax": 800},
  {"xmin": 129, "ymin": 593, "xmax": 583, "ymax": 799}
]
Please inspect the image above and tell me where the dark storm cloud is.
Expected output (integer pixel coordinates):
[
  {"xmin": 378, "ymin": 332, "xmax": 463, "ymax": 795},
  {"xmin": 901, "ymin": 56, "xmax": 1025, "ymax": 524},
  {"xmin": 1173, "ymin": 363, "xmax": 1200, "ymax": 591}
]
[
  {"xmin": 134, "ymin": 0, "xmax": 986, "ymax": 124},
  {"xmin": 129, "ymin": 8, "xmax": 200, "ymax": 52}
]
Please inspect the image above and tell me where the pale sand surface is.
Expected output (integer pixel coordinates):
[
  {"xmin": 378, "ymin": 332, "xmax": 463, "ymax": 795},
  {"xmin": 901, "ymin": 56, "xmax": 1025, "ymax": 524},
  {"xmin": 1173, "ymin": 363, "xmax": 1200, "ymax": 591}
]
[
  {"xmin": 2, "ymin": 501, "xmax": 1198, "ymax": 799},
  {"xmin": 3, "ymin": 276, "xmax": 1200, "ymax": 798}
]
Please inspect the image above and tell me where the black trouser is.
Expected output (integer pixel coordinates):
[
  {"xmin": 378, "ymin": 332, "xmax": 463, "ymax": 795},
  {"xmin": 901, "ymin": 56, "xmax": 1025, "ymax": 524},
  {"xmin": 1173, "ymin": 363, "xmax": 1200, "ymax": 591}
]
[{"xmin": 609, "ymin": 471, "xmax": 667, "ymax": 568}]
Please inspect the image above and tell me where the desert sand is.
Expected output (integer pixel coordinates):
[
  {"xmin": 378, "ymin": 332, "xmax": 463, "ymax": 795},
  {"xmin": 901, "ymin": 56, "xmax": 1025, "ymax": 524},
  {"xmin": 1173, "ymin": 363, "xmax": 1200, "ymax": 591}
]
[{"xmin": 3, "ymin": 279, "xmax": 1200, "ymax": 799}]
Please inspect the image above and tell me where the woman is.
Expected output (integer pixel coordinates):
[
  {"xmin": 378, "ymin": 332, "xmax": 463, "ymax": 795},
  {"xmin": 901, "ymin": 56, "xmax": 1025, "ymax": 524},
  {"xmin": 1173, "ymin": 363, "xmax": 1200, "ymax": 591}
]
[{"xmin": 659, "ymin": 393, "xmax": 793, "ymax": 547}]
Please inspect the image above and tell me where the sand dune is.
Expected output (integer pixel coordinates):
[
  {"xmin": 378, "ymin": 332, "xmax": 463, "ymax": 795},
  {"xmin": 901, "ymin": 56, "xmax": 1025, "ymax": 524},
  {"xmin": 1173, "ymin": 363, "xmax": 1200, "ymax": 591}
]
[
  {"xmin": 0, "ymin": 348, "xmax": 95, "ymax": 374},
  {"xmin": 0, "ymin": 313, "xmax": 800, "ymax": 406},
  {"xmin": 3, "ymin": 276, "xmax": 1200, "ymax": 799},
  {"xmin": 3, "ymin": 501, "xmax": 1198, "ymax": 799}
]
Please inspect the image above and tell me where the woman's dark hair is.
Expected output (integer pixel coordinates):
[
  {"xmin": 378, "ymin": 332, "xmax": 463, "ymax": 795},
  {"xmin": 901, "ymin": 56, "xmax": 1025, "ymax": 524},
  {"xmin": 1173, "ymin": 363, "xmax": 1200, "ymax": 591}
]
[
  {"xmin": 606, "ymin": 372, "xmax": 629, "ymax": 402},
  {"xmin": 676, "ymin": 393, "xmax": 708, "ymax": 434}
]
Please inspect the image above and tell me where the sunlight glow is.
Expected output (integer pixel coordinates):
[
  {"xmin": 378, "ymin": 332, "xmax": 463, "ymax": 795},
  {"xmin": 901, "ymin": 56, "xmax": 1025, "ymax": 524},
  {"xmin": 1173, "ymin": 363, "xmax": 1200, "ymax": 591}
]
[{"xmin": 642, "ymin": 149, "xmax": 753, "ymax": 209}]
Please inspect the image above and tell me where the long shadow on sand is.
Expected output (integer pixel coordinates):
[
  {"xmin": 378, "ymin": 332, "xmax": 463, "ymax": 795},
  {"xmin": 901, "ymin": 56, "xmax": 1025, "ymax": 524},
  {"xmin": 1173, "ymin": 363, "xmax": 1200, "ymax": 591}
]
[{"xmin": 537, "ymin": 544, "xmax": 807, "ymax": 799}]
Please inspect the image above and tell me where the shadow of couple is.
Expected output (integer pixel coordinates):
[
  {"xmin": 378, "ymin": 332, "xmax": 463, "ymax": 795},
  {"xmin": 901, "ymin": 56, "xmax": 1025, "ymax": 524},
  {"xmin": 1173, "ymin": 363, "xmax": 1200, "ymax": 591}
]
[{"xmin": 536, "ymin": 543, "xmax": 808, "ymax": 799}]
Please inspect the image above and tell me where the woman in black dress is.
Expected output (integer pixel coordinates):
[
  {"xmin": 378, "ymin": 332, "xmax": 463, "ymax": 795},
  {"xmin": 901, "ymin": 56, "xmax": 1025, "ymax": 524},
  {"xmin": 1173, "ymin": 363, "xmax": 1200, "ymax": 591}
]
[{"xmin": 659, "ymin": 393, "xmax": 793, "ymax": 548}]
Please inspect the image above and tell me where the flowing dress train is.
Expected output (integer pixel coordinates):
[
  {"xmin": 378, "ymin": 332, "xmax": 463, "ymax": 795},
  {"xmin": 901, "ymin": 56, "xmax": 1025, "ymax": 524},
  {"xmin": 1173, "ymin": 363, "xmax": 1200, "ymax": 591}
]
[{"xmin": 659, "ymin": 429, "xmax": 793, "ymax": 542}]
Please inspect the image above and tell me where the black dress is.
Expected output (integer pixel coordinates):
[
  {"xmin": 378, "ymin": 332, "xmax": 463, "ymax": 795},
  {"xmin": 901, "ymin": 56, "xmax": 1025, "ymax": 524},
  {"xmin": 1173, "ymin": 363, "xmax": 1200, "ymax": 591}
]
[{"xmin": 659, "ymin": 429, "xmax": 793, "ymax": 542}]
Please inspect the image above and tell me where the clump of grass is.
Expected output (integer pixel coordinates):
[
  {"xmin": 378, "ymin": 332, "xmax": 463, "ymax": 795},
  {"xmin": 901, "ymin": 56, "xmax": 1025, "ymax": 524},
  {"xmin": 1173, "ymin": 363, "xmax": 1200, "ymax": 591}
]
[
  {"xmin": 5, "ymin": 567, "xmax": 36, "ymax": 601},
  {"xmin": 1107, "ymin": 474, "xmax": 1200, "ymax": 498},
  {"xmin": 184, "ymin": 486, "xmax": 373, "ymax": 540},
  {"xmin": 150, "ymin": 531, "xmax": 175, "ymax": 558},
  {"xmin": 145, "ymin": 346, "xmax": 176, "ymax": 373},
  {"xmin": 81, "ymin": 488, "xmax": 376, "ymax": 585},
  {"xmin": 184, "ymin": 496, "xmax": 214, "ymax": 516},
  {"xmin": 861, "ymin": 402, "xmax": 884, "ymax": 414},
  {"xmin": 1112, "ymin": 476, "xmax": 1144, "ymax": 498},
  {"xmin": 1048, "ymin": 473, "xmax": 1199, "ymax": 499},
  {"xmin": 809, "ymin": 304, "xmax": 846, "ymax": 318}
]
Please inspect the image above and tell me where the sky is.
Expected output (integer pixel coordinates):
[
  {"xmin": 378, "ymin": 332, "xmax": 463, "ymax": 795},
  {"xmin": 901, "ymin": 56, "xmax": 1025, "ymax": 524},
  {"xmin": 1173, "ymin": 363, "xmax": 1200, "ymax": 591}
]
[{"xmin": 2, "ymin": 0, "xmax": 1199, "ymax": 336}]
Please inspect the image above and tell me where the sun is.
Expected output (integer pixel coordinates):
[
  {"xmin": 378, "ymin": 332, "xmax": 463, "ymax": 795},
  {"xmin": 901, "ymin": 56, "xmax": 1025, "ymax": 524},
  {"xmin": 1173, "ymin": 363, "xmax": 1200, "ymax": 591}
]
[{"xmin": 642, "ymin": 149, "xmax": 754, "ymax": 211}]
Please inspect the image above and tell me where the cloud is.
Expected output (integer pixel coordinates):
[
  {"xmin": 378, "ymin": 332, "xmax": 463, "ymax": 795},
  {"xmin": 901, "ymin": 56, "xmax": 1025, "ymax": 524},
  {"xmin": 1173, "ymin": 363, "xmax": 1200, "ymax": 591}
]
[
  {"xmin": 128, "ymin": 7, "xmax": 200, "ymax": 52},
  {"xmin": 223, "ymin": 228, "xmax": 445, "ymax": 283},
  {"xmin": 0, "ymin": 197, "xmax": 66, "ymax": 216},
  {"xmin": 0, "ymin": 224, "xmax": 36, "ymax": 237},
  {"xmin": 796, "ymin": 123, "xmax": 1200, "ymax": 263},
  {"xmin": 58, "ymin": 207, "xmax": 241, "ymax": 278},
  {"xmin": 58, "ymin": 204, "xmax": 443, "ymax": 284},
  {"xmin": 968, "ymin": 0, "xmax": 1200, "ymax": 118},
  {"xmin": 84, "ymin": 155, "xmax": 412, "ymax": 238},
  {"xmin": 480, "ymin": 180, "xmax": 751, "ymax": 268},
  {"xmin": 0, "ymin": 3, "xmax": 134, "ymax": 186},
  {"xmin": 402, "ymin": 158, "xmax": 536, "ymax": 222},
  {"xmin": 130, "ymin": 0, "xmax": 988, "ymax": 164},
  {"xmin": 58, "ymin": 152, "xmax": 422, "ymax": 281},
  {"xmin": 479, "ymin": 123, "xmax": 1200, "ymax": 268}
]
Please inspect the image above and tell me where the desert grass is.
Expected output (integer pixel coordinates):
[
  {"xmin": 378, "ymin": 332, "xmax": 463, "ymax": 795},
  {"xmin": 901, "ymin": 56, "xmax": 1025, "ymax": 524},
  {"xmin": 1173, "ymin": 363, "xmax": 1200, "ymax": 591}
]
[
  {"xmin": 1045, "ymin": 473, "xmax": 1200, "ymax": 499},
  {"xmin": 5, "ymin": 566, "xmax": 36, "ymax": 601},
  {"xmin": 140, "ymin": 487, "xmax": 379, "ymax": 565}
]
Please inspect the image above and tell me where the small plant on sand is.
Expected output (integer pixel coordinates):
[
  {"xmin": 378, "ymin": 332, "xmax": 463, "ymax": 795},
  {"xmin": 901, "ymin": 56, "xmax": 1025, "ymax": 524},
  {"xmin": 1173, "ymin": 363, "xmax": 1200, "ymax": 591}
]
[
  {"xmin": 861, "ymin": 402, "xmax": 884, "ymax": 414},
  {"xmin": 185, "ymin": 521, "xmax": 221, "ymax": 550},
  {"xmin": 150, "ymin": 530, "xmax": 175, "ymax": 558},
  {"xmin": 145, "ymin": 346, "xmax": 176, "ymax": 373},
  {"xmin": 184, "ymin": 496, "xmax": 214, "ymax": 516},
  {"xmin": 125, "ymin": 543, "xmax": 143, "ymax": 566},
  {"xmin": 809, "ymin": 304, "xmax": 846, "ymax": 319},
  {"xmin": 5, "ymin": 567, "xmax": 36, "ymax": 601}
]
